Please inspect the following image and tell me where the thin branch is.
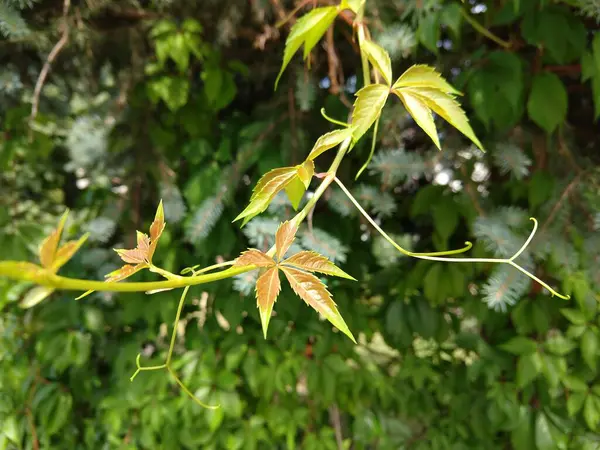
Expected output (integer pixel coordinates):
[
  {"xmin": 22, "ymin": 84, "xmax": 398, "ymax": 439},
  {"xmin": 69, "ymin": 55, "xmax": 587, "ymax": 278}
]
[
  {"xmin": 30, "ymin": 0, "xmax": 71, "ymax": 125},
  {"xmin": 329, "ymin": 404, "xmax": 344, "ymax": 450}
]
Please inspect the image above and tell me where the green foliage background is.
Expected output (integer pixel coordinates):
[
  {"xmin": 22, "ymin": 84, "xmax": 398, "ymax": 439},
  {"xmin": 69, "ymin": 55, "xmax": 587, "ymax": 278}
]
[{"xmin": 1, "ymin": 0, "xmax": 600, "ymax": 448}]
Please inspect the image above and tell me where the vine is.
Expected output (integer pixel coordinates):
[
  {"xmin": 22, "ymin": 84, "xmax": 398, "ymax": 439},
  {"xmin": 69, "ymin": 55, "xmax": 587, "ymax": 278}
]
[{"xmin": 0, "ymin": 0, "xmax": 570, "ymax": 410}]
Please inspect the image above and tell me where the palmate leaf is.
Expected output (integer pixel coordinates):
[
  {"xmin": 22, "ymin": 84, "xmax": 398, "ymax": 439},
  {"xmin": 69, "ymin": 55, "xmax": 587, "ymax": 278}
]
[
  {"xmin": 281, "ymin": 266, "xmax": 355, "ymax": 343},
  {"xmin": 361, "ymin": 40, "xmax": 393, "ymax": 86},
  {"xmin": 307, "ymin": 128, "xmax": 354, "ymax": 160},
  {"xmin": 275, "ymin": 6, "xmax": 339, "ymax": 89},
  {"xmin": 351, "ymin": 84, "xmax": 390, "ymax": 142},
  {"xmin": 392, "ymin": 65, "xmax": 484, "ymax": 151},
  {"xmin": 283, "ymin": 251, "xmax": 355, "ymax": 280},
  {"xmin": 233, "ymin": 222, "xmax": 355, "ymax": 340}
]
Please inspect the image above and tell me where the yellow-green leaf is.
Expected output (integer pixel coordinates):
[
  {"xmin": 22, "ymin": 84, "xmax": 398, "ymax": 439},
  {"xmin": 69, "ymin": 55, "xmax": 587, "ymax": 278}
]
[
  {"xmin": 392, "ymin": 65, "xmax": 462, "ymax": 95},
  {"xmin": 283, "ymin": 251, "xmax": 356, "ymax": 280},
  {"xmin": 307, "ymin": 128, "xmax": 354, "ymax": 160},
  {"xmin": 235, "ymin": 167, "xmax": 298, "ymax": 225},
  {"xmin": 297, "ymin": 160, "xmax": 314, "ymax": 189},
  {"xmin": 20, "ymin": 286, "xmax": 55, "ymax": 309},
  {"xmin": 351, "ymin": 84, "xmax": 389, "ymax": 142},
  {"xmin": 404, "ymin": 87, "xmax": 484, "ymax": 151},
  {"xmin": 39, "ymin": 210, "xmax": 69, "ymax": 269},
  {"xmin": 281, "ymin": 266, "xmax": 355, "ymax": 343},
  {"xmin": 361, "ymin": 40, "xmax": 392, "ymax": 86},
  {"xmin": 275, "ymin": 6, "xmax": 339, "ymax": 89},
  {"xmin": 285, "ymin": 176, "xmax": 307, "ymax": 210},
  {"xmin": 51, "ymin": 233, "xmax": 90, "ymax": 272},
  {"xmin": 393, "ymin": 89, "xmax": 440, "ymax": 149},
  {"xmin": 255, "ymin": 267, "xmax": 281, "ymax": 339}
]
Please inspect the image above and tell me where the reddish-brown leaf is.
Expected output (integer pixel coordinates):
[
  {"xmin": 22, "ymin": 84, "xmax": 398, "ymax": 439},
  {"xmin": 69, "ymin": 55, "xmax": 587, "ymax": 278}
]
[
  {"xmin": 114, "ymin": 232, "xmax": 151, "ymax": 264},
  {"xmin": 281, "ymin": 266, "xmax": 355, "ymax": 342},
  {"xmin": 275, "ymin": 221, "xmax": 298, "ymax": 261},
  {"xmin": 255, "ymin": 267, "xmax": 281, "ymax": 339},
  {"xmin": 149, "ymin": 200, "xmax": 165, "ymax": 260},
  {"xmin": 39, "ymin": 210, "xmax": 69, "ymax": 268},
  {"xmin": 283, "ymin": 251, "xmax": 355, "ymax": 280},
  {"xmin": 52, "ymin": 233, "xmax": 90, "ymax": 272},
  {"xmin": 234, "ymin": 249, "xmax": 275, "ymax": 268},
  {"xmin": 105, "ymin": 264, "xmax": 147, "ymax": 283}
]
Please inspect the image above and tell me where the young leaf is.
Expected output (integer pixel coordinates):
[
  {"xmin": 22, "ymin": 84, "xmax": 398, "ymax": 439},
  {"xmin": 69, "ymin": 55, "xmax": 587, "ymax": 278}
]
[
  {"xmin": 361, "ymin": 40, "xmax": 393, "ymax": 86},
  {"xmin": 105, "ymin": 264, "xmax": 147, "ymax": 283},
  {"xmin": 149, "ymin": 200, "xmax": 166, "ymax": 260},
  {"xmin": 283, "ymin": 251, "xmax": 355, "ymax": 280},
  {"xmin": 235, "ymin": 167, "xmax": 297, "ymax": 225},
  {"xmin": 235, "ymin": 249, "xmax": 275, "ymax": 268},
  {"xmin": 285, "ymin": 176, "xmax": 307, "ymax": 210},
  {"xmin": 307, "ymin": 128, "xmax": 354, "ymax": 160},
  {"xmin": 403, "ymin": 87, "xmax": 484, "ymax": 151},
  {"xmin": 51, "ymin": 233, "xmax": 89, "ymax": 272},
  {"xmin": 393, "ymin": 89, "xmax": 440, "ymax": 149},
  {"xmin": 392, "ymin": 65, "xmax": 462, "ymax": 95},
  {"xmin": 275, "ymin": 6, "xmax": 339, "ymax": 89},
  {"xmin": 351, "ymin": 84, "xmax": 390, "ymax": 142},
  {"xmin": 275, "ymin": 221, "xmax": 298, "ymax": 261},
  {"xmin": 39, "ymin": 210, "xmax": 69, "ymax": 269},
  {"xmin": 281, "ymin": 266, "xmax": 355, "ymax": 343},
  {"xmin": 296, "ymin": 159, "xmax": 314, "ymax": 189},
  {"xmin": 255, "ymin": 267, "xmax": 281, "ymax": 339},
  {"xmin": 115, "ymin": 232, "xmax": 151, "ymax": 264}
]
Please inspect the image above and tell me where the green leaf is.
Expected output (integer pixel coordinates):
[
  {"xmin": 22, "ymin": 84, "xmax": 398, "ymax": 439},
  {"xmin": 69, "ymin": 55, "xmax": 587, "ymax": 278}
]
[
  {"xmin": 285, "ymin": 176, "xmax": 307, "ymax": 210},
  {"xmin": 275, "ymin": 6, "xmax": 339, "ymax": 89},
  {"xmin": 517, "ymin": 352, "xmax": 542, "ymax": 388},
  {"xmin": 441, "ymin": 3, "xmax": 463, "ymax": 38},
  {"xmin": 234, "ymin": 167, "xmax": 297, "ymax": 225},
  {"xmin": 392, "ymin": 65, "xmax": 461, "ymax": 95},
  {"xmin": 562, "ymin": 375, "xmax": 588, "ymax": 392},
  {"xmin": 567, "ymin": 391, "xmax": 586, "ymax": 417},
  {"xmin": 499, "ymin": 336, "xmax": 538, "ymax": 355},
  {"xmin": 307, "ymin": 128, "xmax": 354, "ymax": 160},
  {"xmin": 584, "ymin": 395, "xmax": 600, "ymax": 431},
  {"xmin": 19, "ymin": 286, "xmax": 54, "ymax": 309},
  {"xmin": 581, "ymin": 329, "xmax": 598, "ymax": 371},
  {"xmin": 432, "ymin": 201, "xmax": 459, "ymax": 241},
  {"xmin": 417, "ymin": 12, "xmax": 440, "ymax": 54},
  {"xmin": 560, "ymin": 308, "xmax": 586, "ymax": 325},
  {"xmin": 527, "ymin": 72, "xmax": 568, "ymax": 134},
  {"xmin": 361, "ymin": 40, "xmax": 392, "ymax": 86},
  {"xmin": 393, "ymin": 89, "xmax": 439, "ymax": 149},
  {"xmin": 402, "ymin": 87, "xmax": 484, "ymax": 151},
  {"xmin": 544, "ymin": 333, "xmax": 576, "ymax": 355},
  {"xmin": 534, "ymin": 413, "xmax": 555, "ymax": 450},
  {"xmin": 351, "ymin": 84, "xmax": 389, "ymax": 142}
]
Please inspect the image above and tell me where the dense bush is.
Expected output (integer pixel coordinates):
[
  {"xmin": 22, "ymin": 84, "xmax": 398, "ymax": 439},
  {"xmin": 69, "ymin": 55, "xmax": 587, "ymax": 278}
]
[{"xmin": 1, "ymin": 0, "xmax": 600, "ymax": 449}]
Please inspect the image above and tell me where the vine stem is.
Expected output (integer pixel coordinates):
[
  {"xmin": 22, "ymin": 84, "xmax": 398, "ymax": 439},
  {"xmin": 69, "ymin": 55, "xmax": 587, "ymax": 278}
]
[
  {"xmin": 130, "ymin": 286, "xmax": 219, "ymax": 409},
  {"xmin": 460, "ymin": 8, "xmax": 511, "ymax": 49},
  {"xmin": 333, "ymin": 177, "xmax": 570, "ymax": 299}
]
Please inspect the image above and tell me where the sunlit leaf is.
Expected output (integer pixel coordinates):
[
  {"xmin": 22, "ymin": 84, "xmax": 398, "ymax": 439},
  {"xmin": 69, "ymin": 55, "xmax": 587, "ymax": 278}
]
[
  {"xmin": 403, "ymin": 87, "xmax": 484, "ymax": 151},
  {"xmin": 351, "ymin": 84, "xmax": 389, "ymax": 142},
  {"xmin": 19, "ymin": 286, "xmax": 55, "ymax": 309},
  {"xmin": 235, "ymin": 249, "xmax": 275, "ymax": 268},
  {"xmin": 255, "ymin": 267, "xmax": 281, "ymax": 339},
  {"xmin": 361, "ymin": 40, "xmax": 393, "ymax": 86},
  {"xmin": 393, "ymin": 89, "xmax": 440, "ymax": 149},
  {"xmin": 105, "ymin": 264, "xmax": 147, "ymax": 283},
  {"xmin": 275, "ymin": 221, "xmax": 298, "ymax": 261},
  {"xmin": 392, "ymin": 65, "xmax": 461, "ymax": 95},
  {"xmin": 39, "ymin": 210, "xmax": 69, "ymax": 269},
  {"xmin": 275, "ymin": 6, "xmax": 339, "ymax": 89},
  {"xmin": 281, "ymin": 266, "xmax": 355, "ymax": 342},
  {"xmin": 283, "ymin": 251, "xmax": 355, "ymax": 280},
  {"xmin": 285, "ymin": 176, "xmax": 307, "ymax": 210},
  {"xmin": 307, "ymin": 128, "xmax": 354, "ymax": 160},
  {"xmin": 296, "ymin": 160, "xmax": 314, "ymax": 189},
  {"xmin": 149, "ymin": 200, "xmax": 166, "ymax": 260},
  {"xmin": 235, "ymin": 167, "xmax": 297, "ymax": 225}
]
